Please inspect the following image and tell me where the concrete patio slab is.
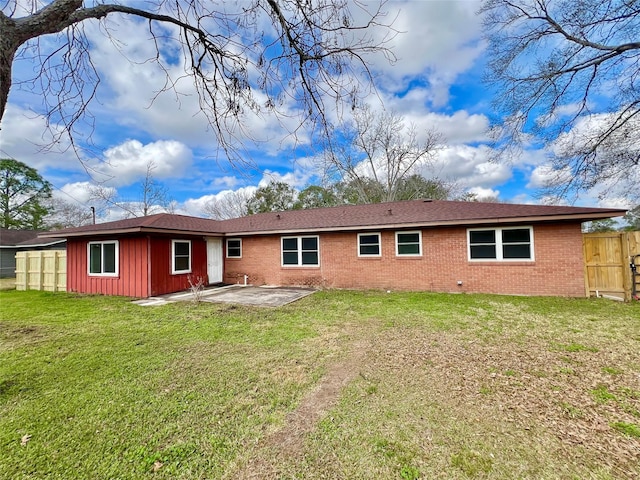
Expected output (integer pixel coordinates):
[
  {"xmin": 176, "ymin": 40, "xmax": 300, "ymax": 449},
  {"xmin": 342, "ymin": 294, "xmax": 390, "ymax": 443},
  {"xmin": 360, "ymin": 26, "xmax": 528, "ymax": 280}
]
[{"xmin": 133, "ymin": 285, "xmax": 315, "ymax": 307}]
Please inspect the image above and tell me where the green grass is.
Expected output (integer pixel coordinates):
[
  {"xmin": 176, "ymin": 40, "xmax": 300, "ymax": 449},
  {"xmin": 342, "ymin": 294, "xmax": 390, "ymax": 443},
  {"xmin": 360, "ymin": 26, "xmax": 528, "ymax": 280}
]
[
  {"xmin": 0, "ymin": 278, "xmax": 15, "ymax": 290},
  {"xmin": 1, "ymin": 290, "xmax": 639, "ymax": 479},
  {"xmin": 611, "ymin": 422, "xmax": 640, "ymax": 438}
]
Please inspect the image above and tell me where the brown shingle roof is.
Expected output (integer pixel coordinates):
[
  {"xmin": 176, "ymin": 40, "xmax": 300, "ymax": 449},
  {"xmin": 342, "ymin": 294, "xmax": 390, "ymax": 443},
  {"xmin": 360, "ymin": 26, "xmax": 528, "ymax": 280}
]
[
  {"xmin": 39, "ymin": 200, "xmax": 627, "ymax": 239},
  {"xmin": 218, "ymin": 199, "xmax": 627, "ymax": 234},
  {"xmin": 39, "ymin": 213, "xmax": 224, "ymax": 238},
  {"xmin": 0, "ymin": 228, "xmax": 41, "ymax": 246}
]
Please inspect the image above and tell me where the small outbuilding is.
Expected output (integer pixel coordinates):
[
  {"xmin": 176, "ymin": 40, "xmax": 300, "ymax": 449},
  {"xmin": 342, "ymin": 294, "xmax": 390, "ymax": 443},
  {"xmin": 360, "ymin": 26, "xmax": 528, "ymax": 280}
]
[
  {"xmin": 0, "ymin": 228, "xmax": 65, "ymax": 278},
  {"xmin": 39, "ymin": 199, "xmax": 627, "ymax": 298}
]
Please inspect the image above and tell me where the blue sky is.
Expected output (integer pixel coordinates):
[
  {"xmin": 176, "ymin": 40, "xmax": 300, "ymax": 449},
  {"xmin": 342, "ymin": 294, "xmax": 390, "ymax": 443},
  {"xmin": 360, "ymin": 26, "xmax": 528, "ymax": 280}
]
[{"xmin": 0, "ymin": 0, "xmax": 633, "ymax": 222}]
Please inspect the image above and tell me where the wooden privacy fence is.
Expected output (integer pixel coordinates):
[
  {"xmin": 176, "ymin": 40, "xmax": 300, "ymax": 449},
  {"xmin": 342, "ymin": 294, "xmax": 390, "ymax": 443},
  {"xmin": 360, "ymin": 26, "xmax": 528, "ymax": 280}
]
[
  {"xmin": 15, "ymin": 251, "xmax": 66, "ymax": 292},
  {"xmin": 583, "ymin": 231, "xmax": 640, "ymax": 301}
]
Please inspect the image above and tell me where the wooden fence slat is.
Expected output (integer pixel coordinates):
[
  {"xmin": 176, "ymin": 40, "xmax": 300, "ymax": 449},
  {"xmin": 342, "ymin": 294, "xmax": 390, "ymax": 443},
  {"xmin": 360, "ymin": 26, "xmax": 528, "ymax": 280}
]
[
  {"xmin": 14, "ymin": 250, "xmax": 67, "ymax": 292},
  {"xmin": 583, "ymin": 231, "xmax": 640, "ymax": 301}
]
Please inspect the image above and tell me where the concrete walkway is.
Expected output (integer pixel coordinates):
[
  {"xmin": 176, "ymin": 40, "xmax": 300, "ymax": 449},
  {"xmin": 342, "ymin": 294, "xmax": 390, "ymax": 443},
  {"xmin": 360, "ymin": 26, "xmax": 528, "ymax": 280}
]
[{"xmin": 132, "ymin": 285, "xmax": 315, "ymax": 307}]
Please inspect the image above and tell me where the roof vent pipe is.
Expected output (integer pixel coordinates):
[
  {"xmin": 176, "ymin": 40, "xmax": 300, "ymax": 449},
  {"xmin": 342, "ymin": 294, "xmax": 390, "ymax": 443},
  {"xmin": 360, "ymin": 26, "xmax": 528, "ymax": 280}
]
[{"xmin": 388, "ymin": 209, "xmax": 392, "ymax": 215}]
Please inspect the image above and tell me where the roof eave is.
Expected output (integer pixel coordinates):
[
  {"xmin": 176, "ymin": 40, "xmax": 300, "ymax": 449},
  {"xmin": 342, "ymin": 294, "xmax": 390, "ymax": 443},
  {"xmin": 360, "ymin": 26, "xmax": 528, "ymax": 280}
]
[
  {"xmin": 225, "ymin": 211, "xmax": 627, "ymax": 236},
  {"xmin": 39, "ymin": 227, "xmax": 224, "ymax": 238}
]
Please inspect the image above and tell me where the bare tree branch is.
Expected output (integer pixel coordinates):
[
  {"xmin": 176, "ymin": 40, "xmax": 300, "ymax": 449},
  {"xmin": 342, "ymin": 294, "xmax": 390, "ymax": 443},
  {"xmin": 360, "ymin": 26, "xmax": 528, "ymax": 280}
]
[
  {"xmin": 323, "ymin": 106, "xmax": 442, "ymax": 204},
  {"xmin": 1, "ymin": 0, "xmax": 396, "ymax": 167},
  {"xmin": 482, "ymin": 0, "xmax": 640, "ymax": 201}
]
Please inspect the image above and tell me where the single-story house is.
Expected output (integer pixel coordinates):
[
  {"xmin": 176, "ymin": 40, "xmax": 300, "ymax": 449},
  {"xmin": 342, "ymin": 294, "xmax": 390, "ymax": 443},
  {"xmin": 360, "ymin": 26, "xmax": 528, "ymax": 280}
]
[
  {"xmin": 0, "ymin": 228, "xmax": 66, "ymax": 278},
  {"xmin": 38, "ymin": 199, "xmax": 627, "ymax": 298}
]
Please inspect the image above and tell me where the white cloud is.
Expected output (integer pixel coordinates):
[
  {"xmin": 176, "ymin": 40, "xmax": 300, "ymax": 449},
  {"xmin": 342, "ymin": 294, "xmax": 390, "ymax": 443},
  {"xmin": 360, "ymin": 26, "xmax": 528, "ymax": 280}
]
[
  {"xmin": 182, "ymin": 186, "xmax": 257, "ymax": 217},
  {"xmin": 0, "ymin": 105, "xmax": 78, "ymax": 173},
  {"xmin": 359, "ymin": 92, "xmax": 490, "ymax": 145},
  {"xmin": 526, "ymin": 164, "xmax": 571, "ymax": 190},
  {"xmin": 419, "ymin": 110, "xmax": 490, "ymax": 145},
  {"xmin": 89, "ymin": 139, "xmax": 193, "ymax": 187},
  {"xmin": 212, "ymin": 176, "xmax": 241, "ymax": 189},
  {"xmin": 466, "ymin": 186, "xmax": 501, "ymax": 200},
  {"xmin": 84, "ymin": 15, "xmax": 309, "ymax": 155},
  {"xmin": 258, "ymin": 169, "xmax": 312, "ymax": 189},
  {"xmin": 428, "ymin": 145, "xmax": 512, "ymax": 188},
  {"xmin": 359, "ymin": 0, "xmax": 485, "ymax": 104},
  {"xmin": 536, "ymin": 102, "xmax": 590, "ymax": 127},
  {"xmin": 54, "ymin": 181, "xmax": 97, "ymax": 204}
]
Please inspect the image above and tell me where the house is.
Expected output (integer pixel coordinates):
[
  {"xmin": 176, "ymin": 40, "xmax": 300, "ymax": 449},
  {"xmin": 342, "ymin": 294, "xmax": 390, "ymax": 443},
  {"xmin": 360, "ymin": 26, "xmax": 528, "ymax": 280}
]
[
  {"xmin": 38, "ymin": 199, "xmax": 627, "ymax": 298},
  {"xmin": 0, "ymin": 228, "xmax": 66, "ymax": 278}
]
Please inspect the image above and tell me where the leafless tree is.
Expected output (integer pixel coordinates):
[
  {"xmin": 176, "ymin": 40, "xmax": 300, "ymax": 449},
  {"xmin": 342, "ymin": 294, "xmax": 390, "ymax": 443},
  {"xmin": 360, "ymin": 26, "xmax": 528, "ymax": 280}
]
[
  {"xmin": 90, "ymin": 160, "xmax": 171, "ymax": 217},
  {"xmin": 481, "ymin": 0, "xmax": 640, "ymax": 201},
  {"xmin": 202, "ymin": 189, "xmax": 252, "ymax": 219},
  {"xmin": 46, "ymin": 197, "xmax": 94, "ymax": 228},
  {"xmin": 323, "ymin": 106, "xmax": 442, "ymax": 204},
  {"xmin": 1, "ymin": 0, "xmax": 396, "ymax": 162}
]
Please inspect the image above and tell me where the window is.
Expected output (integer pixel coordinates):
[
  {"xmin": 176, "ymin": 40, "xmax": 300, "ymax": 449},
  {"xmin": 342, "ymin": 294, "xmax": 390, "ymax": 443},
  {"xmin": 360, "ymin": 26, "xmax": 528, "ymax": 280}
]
[
  {"xmin": 468, "ymin": 227, "xmax": 534, "ymax": 261},
  {"xmin": 358, "ymin": 233, "xmax": 381, "ymax": 257},
  {"xmin": 396, "ymin": 231, "xmax": 422, "ymax": 256},
  {"xmin": 172, "ymin": 240, "xmax": 191, "ymax": 274},
  {"xmin": 226, "ymin": 238, "xmax": 242, "ymax": 258},
  {"xmin": 88, "ymin": 241, "xmax": 118, "ymax": 276},
  {"xmin": 282, "ymin": 236, "xmax": 319, "ymax": 266}
]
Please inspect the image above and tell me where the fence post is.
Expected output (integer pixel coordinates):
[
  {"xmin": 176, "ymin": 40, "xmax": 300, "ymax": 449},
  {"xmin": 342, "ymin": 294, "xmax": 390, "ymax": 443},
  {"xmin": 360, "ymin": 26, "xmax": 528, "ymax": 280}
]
[
  {"xmin": 35, "ymin": 251, "xmax": 43, "ymax": 290},
  {"xmin": 582, "ymin": 236, "xmax": 589, "ymax": 297},
  {"xmin": 15, "ymin": 252, "xmax": 25, "ymax": 290},
  {"xmin": 621, "ymin": 232, "xmax": 631, "ymax": 301},
  {"xmin": 53, "ymin": 251, "xmax": 58, "ymax": 292}
]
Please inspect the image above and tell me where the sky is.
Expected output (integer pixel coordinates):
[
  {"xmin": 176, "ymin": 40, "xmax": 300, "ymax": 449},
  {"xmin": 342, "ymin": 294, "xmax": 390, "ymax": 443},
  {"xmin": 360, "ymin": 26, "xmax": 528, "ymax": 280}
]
[{"xmin": 0, "ymin": 0, "xmax": 634, "ymax": 223}]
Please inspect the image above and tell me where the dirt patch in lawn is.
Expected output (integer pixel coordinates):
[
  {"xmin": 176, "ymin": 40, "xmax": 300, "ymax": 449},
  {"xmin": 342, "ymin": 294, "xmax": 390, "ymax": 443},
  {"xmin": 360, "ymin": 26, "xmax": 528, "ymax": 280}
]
[
  {"xmin": 0, "ymin": 322, "xmax": 47, "ymax": 350},
  {"xmin": 367, "ymin": 328, "xmax": 640, "ymax": 479},
  {"xmin": 233, "ymin": 339, "xmax": 371, "ymax": 478}
]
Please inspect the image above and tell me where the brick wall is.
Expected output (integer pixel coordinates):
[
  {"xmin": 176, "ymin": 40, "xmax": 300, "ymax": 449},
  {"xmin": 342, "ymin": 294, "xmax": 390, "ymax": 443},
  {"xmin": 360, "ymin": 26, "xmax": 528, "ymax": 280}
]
[{"xmin": 223, "ymin": 222, "xmax": 586, "ymax": 297}]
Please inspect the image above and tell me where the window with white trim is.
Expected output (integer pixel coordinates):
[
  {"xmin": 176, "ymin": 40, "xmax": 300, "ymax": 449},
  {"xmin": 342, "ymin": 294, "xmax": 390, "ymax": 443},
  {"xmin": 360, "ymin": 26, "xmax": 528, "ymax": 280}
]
[
  {"xmin": 282, "ymin": 236, "xmax": 319, "ymax": 266},
  {"xmin": 172, "ymin": 240, "xmax": 192, "ymax": 274},
  {"xmin": 396, "ymin": 231, "xmax": 422, "ymax": 256},
  {"xmin": 88, "ymin": 241, "xmax": 119, "ymax": 276},
  {"xmin": 226, "ymin": 238, "xmax": 242, "ymax": 258},
  {"xmin": 468, "ymin": 227, "xmax": 534, "ymax": 261},
  {"xmin": 358, "ymin": 233, "xmax": 381, "ymax": 257}
]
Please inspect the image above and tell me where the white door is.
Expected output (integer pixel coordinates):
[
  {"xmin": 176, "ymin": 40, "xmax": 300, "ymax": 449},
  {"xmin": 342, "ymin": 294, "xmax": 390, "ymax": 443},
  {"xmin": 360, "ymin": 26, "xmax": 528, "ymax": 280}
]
[{"xmin": 206, "ymin": 238, "xmax": 223, "ymax": 284}]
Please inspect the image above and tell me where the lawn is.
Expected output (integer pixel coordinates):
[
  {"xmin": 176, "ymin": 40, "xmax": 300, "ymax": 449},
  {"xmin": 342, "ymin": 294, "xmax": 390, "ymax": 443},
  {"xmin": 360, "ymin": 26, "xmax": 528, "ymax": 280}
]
[{"xmin": 1, "ymin": 290, "xmax": 638, "ymax": 479}]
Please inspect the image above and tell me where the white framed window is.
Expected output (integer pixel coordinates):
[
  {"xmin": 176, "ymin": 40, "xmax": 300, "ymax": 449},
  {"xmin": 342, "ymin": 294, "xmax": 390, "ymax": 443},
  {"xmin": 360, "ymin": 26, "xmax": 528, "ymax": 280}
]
[
  {"xmin": 282, "ymin": 236, "xmax": 319, "ymax": 267},
  {"xmin": 358, "ymin": 233, "xmax": 381, "ymax": 257},
  {"xmin": 395, "ymin": 231, "xmax": 422, "ymax": 256},
  {"xmin": 172, "ymin": 240, "xmax": 192, "ymax": 274},
  {"xmin": 88, "ymin": 240, "xmax": 119, "ymax": 276},
  {"xmin": 226, "ymin": 238, "xmax": 242, "ymax": 258},
  {"xmin": 468, "ymin": 227, "xmax": 534, "ymax": 261}
]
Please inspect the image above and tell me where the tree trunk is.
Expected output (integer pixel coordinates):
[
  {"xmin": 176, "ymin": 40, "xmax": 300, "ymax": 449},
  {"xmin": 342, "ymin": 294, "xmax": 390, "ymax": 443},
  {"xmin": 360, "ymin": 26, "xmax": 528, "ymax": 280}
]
[{"xmin": 0, "ymin": 14, "xmax": 19, "ymax": 126}]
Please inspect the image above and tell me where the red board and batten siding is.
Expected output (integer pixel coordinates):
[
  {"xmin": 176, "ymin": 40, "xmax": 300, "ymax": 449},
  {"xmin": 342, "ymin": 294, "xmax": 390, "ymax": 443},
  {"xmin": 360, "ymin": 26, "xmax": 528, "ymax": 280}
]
[
  {"xmin": 67, "ymin": 237, "xmax": 150, "ymax": 297},
  {"xmin": 67, "ymin": 235, "xmax": 209, "ymax": 297},
  {"xmin": 224, "ymin": 223, "xmax": 586, "ymax": 297},
  {"xmin": 148, "ymin": 236, "xmax": 208, "ymax": 296}
]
